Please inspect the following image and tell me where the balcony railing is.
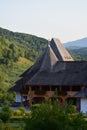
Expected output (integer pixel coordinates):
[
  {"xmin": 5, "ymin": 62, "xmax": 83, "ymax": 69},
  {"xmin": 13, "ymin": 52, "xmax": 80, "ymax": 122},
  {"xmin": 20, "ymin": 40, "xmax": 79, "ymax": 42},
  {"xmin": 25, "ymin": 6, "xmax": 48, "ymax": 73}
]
[{"xmin": 29, "ymin": 90, "xmax": 78, "ymax": 97}]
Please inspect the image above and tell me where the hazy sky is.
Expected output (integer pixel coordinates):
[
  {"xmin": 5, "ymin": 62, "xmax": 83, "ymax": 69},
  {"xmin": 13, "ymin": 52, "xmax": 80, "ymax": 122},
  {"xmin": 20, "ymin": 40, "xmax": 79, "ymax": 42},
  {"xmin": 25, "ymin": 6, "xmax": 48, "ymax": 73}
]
[{"xmin": 0, "ymin": 0, "xmax": 87, "ymax": 42}]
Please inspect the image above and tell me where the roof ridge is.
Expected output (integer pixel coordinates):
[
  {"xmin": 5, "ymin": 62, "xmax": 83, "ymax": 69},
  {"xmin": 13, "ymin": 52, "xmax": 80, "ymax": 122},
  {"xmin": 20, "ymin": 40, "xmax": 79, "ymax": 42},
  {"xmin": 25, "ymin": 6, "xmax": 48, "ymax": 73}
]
[{"xmin": 50, "ymin": 38, "xmax": 74, "ymax": 61}]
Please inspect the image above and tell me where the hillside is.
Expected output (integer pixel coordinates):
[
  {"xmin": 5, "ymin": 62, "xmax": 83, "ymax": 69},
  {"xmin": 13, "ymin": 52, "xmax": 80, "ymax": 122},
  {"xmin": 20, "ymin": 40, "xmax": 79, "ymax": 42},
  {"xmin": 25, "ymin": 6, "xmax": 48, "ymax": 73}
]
[
  {"xmin": 0, "ymin": 27, "xmax": 48, "ymax": 61},
  {"xmin": 0, "ymin": 27, "xmax": 48, "ymax": 88},
  {"xmin": 0, "ymin": 27, "xmax": 48, "ymax": 104},
  {"xmin": 64, "ymin": 37, "xmax": 87, "ymax": 60},
  {"xmin": 68, "ymin": 47, "xmax": 87, "ymax": 61}
]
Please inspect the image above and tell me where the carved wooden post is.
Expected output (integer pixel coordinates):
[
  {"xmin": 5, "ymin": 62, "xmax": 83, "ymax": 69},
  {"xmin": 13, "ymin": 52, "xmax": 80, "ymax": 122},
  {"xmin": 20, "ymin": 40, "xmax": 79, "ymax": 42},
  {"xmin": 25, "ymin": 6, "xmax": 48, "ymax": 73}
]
[{"xmin": 29, "ymin": 86, "xmax": 33, "ymax": 106}]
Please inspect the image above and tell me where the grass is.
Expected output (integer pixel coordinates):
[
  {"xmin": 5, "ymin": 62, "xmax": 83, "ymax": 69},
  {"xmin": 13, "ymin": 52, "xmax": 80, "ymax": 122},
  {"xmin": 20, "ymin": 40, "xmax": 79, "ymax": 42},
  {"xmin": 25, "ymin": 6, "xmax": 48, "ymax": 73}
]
[
  {"xmin": 7, "ymin": 121, "xmax": 25, "ymax": 129},
  {"xmin": 3, "ymin": 117, "xmax": 25, "ymax": 130},
  {"xmin": 4, "ymin": 57, "xmax": 33, "ymax": 89}
]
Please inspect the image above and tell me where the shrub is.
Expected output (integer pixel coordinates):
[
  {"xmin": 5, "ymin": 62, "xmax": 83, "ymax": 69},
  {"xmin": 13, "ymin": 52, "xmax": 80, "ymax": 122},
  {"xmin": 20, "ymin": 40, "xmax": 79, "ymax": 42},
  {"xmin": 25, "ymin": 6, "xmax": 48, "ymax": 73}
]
[
  {"xmin": 24, "ymin": 112, "xmax": 31, "ymax": 117},
  {"xmin": 66, "ymin": 104, "xmax": 76, "ymax": 114},
  {"xmin": 0, "ymin": 111, "xmax": 10, "ymax": 123},
  {"xmin": 30, "ymin": 104, "xmax": 41, "ymax": 111},
  {"xmin": 0, "ymin": 106, "xmax": 11, "ymax": 123},
  {"xmin": 14, "ymin": 110, "xmax": 22, "ymax": 116},
  {"xmin": 9, "ymin": 108, "xmax": 14, "ymax": 117},
  {"xmin": 19, "ymin": 107, "xmax": 25, "ymax": 115},
  {"xmin": 25, "ymin": 99, "xmax": 87, "ymax": 130},
  {"xmin": 2, "ymin": 106, "xmax": 9, "ymax": 111},
  {"xmin": 1, "ymin": 105, "xmax": 14, "ymax": 117}
]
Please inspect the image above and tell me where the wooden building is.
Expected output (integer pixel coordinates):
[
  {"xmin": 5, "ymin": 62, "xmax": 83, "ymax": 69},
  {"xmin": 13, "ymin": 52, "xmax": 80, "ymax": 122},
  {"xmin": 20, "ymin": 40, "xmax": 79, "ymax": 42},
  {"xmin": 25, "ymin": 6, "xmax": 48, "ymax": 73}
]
[{"xmin": 10, "ymin": 38, "xmax": 87, "ymax": 113}]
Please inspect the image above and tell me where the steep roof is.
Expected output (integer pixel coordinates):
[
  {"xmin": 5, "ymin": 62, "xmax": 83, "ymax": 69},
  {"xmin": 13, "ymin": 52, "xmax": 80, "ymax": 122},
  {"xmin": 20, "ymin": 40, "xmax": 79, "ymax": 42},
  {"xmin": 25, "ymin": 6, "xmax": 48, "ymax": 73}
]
[
  {"xmin": 50, "ymin": 38, "xmax": 73, "ymax": 61},
  {"xmin": 39, "ymin": 45, "xmax": 58, "ymax": 72},
  {"xmin": 9, "ymin": 44, "xmax": 58, "ymax": 91},
  {"xmin": 10, "ymin": 61, "xmax": 87, "ymax": 92},
  {"xmin": 20, "ymin": 38, "xmax": 73, "ymax": 77},
  {"xmin": 11, "ymin": 38, "xmax": 87, "ymax": 92},
  {"xmin": 25, "ymin": 61, "xmax": 87, "ymax": 86}
]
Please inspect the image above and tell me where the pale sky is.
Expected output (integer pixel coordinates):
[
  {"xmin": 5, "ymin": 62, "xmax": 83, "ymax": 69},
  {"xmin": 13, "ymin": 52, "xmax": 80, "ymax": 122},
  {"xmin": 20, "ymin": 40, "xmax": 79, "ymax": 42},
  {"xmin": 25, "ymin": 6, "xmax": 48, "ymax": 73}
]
[{"xmin": 0, "ymin": 0, "xmax": 87, "ymax": 42}]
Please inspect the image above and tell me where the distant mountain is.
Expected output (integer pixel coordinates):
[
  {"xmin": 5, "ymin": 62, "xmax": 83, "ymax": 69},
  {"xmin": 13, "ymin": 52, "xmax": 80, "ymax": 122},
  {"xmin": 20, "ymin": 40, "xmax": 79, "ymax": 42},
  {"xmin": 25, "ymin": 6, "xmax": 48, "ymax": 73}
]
[
  {"xmin": 64, "ymin": 38, "xmax": 87, "ymax": 49},
  {"xmin": 68, "ymin": 47, "xmax": 87, "ymax": 61},
  {"xmin": 64, "ymin": 37, "xmax": 87, "ymax": 60}
]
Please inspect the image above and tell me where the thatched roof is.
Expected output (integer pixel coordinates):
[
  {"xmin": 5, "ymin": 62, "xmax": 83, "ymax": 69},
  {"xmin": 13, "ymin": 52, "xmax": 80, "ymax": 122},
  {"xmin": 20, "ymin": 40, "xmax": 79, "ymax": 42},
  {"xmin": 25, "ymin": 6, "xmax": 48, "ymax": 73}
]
[
  {"xmin": 10, "ymin": 61, "xmax": 87, "ymax": 91},
  {"xmin": 20, "ymin": 38, "xmax": 73, "ymax": 77},
  {"xmin": 74, "ymin": 88, "xmax": 87, "ymax": 98},
  {"xmin": 25, "ymin": 61, "xmax": 87, "ymax": 86}
]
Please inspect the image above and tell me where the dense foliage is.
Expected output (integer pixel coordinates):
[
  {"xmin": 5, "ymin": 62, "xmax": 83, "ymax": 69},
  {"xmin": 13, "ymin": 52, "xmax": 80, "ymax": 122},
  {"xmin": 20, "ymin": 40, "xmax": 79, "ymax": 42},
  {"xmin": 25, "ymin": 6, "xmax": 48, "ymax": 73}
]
[
  {"xmin": 69, "ymin": 47, "xmax": 87, "ymax": 61},
  {"xmin": 0, "ymin": 106, "xmax": 11, "ymax": 123},
  {"xmin": 0, "ymin": 27, "xmax": 48, "ymax": 104},
  {"xmin": 0, "ymin": 101, "xmax": 87, "ymax": 130},
  {"xmin": 25, "ymin": 100, "xmax": 87, "ymax": 130},
  {"xmin": 0, "ymin": 106, "xmax": 26, "ymax": 130},
  {"xmin": 0, "ymin": 27, "xmax": 48, "ymax": 62}
]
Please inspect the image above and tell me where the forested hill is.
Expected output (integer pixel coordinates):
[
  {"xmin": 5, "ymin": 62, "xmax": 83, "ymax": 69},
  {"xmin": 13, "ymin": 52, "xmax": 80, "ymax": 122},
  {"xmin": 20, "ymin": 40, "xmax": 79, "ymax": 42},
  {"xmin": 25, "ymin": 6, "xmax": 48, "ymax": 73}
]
[
  {"xmin": 0, "ymin": 27, "xmax": 48, "ymax": 61},
  {"xmin": 0, "ymin": 27, "xmax": 48, "ymax": 102}
]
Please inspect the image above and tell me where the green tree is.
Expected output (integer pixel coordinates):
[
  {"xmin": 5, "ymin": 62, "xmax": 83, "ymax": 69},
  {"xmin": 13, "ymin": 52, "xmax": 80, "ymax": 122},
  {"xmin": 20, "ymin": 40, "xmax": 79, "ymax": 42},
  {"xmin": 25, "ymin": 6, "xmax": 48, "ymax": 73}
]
[
  {"xmin": 9, "ymin": 43, "xmax": 15, "ymax": 50},
  {"xmin": 1, "ymin": 35, "xmax": 5, "ymax": 45}
]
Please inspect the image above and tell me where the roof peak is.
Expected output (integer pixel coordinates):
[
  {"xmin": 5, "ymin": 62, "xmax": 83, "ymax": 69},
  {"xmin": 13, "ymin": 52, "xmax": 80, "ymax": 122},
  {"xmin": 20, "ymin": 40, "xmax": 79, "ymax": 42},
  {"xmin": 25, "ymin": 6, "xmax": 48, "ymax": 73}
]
[
  {"xmin": 40, "ymin": 45, "xmax": 58, "ymax": 71},
  {"xmin": 50, "ymin": 38, "xmax": 74, "ymax": 61}
]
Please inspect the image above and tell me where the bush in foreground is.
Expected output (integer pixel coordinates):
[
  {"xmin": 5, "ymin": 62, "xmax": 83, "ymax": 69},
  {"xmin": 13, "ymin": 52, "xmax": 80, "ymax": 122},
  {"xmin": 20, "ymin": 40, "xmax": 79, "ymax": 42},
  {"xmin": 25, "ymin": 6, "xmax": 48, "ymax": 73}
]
[
  {"xmin": 25, "ymin": 100, "xmax": 87, "ymax": 130},
  {"xmin": 0, "ymin": 106, "xmax": 11, "ymax": 123}
]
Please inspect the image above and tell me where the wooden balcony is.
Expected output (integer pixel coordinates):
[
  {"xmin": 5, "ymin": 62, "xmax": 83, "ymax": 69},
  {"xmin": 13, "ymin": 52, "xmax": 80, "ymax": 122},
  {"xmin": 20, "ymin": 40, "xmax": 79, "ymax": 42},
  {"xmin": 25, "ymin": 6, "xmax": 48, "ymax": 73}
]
[{"xmin": 28, "ymin": 90, "xmax": 79, "ymax": 98}]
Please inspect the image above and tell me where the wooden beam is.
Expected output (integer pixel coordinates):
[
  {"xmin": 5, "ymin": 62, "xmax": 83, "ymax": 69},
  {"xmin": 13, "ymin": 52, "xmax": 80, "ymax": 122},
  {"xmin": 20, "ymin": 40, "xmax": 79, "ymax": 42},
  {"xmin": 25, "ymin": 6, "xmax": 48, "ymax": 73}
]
[{"xmin": 29, "ymin": 86, "xmax": 33, "ymax": 106}]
